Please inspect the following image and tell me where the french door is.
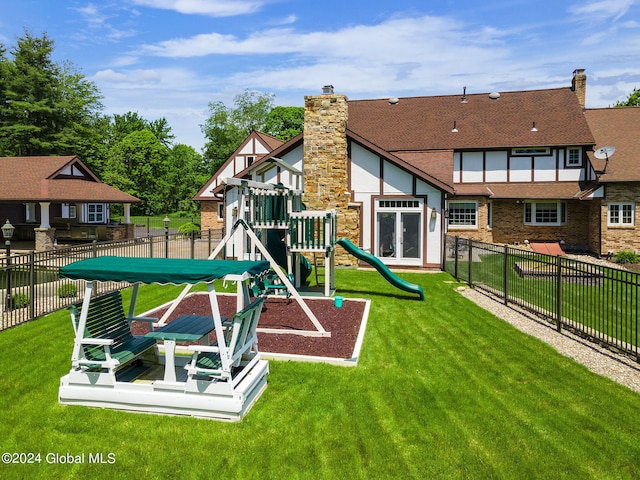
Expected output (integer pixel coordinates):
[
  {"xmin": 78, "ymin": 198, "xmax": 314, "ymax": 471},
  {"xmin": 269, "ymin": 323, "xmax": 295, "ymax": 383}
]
[{"xmin": 375, "ymin": 199, "xmax": 423, "ymax": 266}]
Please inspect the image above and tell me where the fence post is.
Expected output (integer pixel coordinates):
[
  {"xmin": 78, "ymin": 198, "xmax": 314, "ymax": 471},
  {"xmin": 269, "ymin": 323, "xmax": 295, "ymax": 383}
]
[
  {"xmin": 468, "ymin": 239, "xmax": 473, "ymax": 286},
  {"xmin": 555, "ymin": 255, "xmax": 562, "ymax": 332},
  {"xmin": 190, "ymin": 230, "xmax": 195, "ymax": 259},
  {"xmin": 148, "ymin": 235, "xmax": 153, "ymax": 258},
  {"xmin": 503, "ymin": 244, "xmax": 509, "ymax": 306},
  {"xmin": 454, "ymin": 236, "xmax": 459, "ymax": 279},
  {"xmin": 29, "ymin": 251, "xmax": 35, "ymax": 318},
  {"xmin": 92, "ymin": 240, "xmax": 98, "ymax": 258},
  {"xmin": 207, "ymin": 228, "xmax": 211, "ymax": 256}
]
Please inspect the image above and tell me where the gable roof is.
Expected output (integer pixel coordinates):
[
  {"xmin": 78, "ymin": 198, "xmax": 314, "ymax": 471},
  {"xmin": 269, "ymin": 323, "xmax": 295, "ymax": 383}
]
[
  {"xmin": 0, "ymin": 156, "xmax": 141, "ymax": 203},
  {"xmin": 584, "ymin": 107, "xmax": 640, "ymax": 182},
  {"xmin": 194, "ymin": 130, "xmax": 284, "ymax": 200},
  {"xmin": 347, "ymin": 87, "xmax": 595, "ymax": 151}
]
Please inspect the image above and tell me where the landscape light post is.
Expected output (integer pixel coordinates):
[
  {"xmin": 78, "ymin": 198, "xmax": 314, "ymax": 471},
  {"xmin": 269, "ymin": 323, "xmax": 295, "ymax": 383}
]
[
  {"xmin": 2, "ymin": 220, "xmax": 15, "ymax": 312},
  {"xmin": 163, "ymin": 216, "xmax": 170, "ymax": 258}
]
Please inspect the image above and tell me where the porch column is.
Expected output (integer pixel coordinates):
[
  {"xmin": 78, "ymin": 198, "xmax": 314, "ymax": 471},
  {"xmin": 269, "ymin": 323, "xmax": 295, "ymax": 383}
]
[
  {"xmin": 39, "ymin": 202, "xmax": 51, "ymax": 229},
  {"xmin": 123, "ymin": 203, "xmax": 131, "ymax": 224}
]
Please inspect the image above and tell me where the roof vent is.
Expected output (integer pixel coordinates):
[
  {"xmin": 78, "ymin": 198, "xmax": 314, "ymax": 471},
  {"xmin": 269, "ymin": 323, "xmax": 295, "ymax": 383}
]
[
  {"xmin": 489, "ymin": 92, "xmax": 500, "ymax": 100},
  {"xmin": 388, "ymin": 97, "xmax": 399, "ymax": 105},
  {"xmin": 322, "ymin": 85, "xmax": 334, "ymax": 94},
  {"xmin": 461, "ymin": 87, "xmax": 468, "ymax": 103}
]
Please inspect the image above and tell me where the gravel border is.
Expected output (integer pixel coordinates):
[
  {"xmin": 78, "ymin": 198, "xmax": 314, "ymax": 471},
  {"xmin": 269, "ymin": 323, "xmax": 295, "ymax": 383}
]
[{"xmin": 458, "ymin": 286, "xmax": 640, "ymax": 393}]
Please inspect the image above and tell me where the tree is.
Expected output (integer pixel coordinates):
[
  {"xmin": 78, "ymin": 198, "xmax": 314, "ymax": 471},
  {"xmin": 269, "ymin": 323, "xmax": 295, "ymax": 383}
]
[
  {"xmin": 0, "ymin": 32, "xmax": 104, "ymax": 160},
  {"xmin": 201, "ymin": 90, "xmax": 275, "ymax": 174},
  {"xmin": 166, "ymin": 144, "xmax": 208, "ymax": 215},
  {"xmin": 615, "ymin": 88, "xmax": 640, "ymax": 107},
  {"xmin": 263, "ymin": 106, "xmax": 304, "ymax": 141},
  {"xmin": 103, "ymin": 129, "xmax": 171, "ymax": 215}
]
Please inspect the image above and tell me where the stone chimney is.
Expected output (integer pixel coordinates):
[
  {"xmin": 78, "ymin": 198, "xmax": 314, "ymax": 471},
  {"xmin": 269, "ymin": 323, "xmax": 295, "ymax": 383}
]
[
  {"xmin": 303, "ymin": 86, "xmax": 359, "ymax": 265},
  {"xmin": 571, "ymin": 68, "xmax": 587, "ymax": 109}
]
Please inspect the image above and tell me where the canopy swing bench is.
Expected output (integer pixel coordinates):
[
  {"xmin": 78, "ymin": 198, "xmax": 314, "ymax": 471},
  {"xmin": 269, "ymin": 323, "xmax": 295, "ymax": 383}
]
[{"xmin": 59, "ymin": 256, "xmax": 271, "ymax": 421}]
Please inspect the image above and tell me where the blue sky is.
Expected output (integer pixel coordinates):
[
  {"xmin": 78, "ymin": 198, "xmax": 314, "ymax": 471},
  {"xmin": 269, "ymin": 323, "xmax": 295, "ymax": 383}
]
[{"xmin": 1, "ymin": 0, "xmax": 639, "ymax": 151}]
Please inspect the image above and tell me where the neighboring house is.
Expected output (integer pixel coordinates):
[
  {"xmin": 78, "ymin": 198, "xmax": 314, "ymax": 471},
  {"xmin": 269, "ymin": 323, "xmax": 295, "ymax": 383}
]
[
  {"xmin": 0, "ymin": 156, "xmax": 141, "ymax": 250},
  {"xmin": 584, "ymin": 106, "xmax": 640, "ymax": 255},
  {"xmin": 196, "ymin": 131, "xmax": 285, "ymax": 233},
  {"xmin": 196, "ymin": 69, "xmax": 637, "ymax": 268}
]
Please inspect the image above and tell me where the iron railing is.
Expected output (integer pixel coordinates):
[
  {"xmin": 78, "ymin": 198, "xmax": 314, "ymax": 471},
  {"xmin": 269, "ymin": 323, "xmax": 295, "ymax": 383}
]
[
  {"xmin": 0, "ymin": 229, "xmax": 222, "ymax": 330},
  {"xmin": 445, "ymin": 235, "xmax": 640, "ymax": 361}
]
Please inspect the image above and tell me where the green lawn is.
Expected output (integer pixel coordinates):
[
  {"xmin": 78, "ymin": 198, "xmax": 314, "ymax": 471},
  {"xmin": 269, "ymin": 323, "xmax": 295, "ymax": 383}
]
[
  {"xmin": 2, "ymin": 270, "xmax": 640, "ymax": 479},
  {"xmin": 451, "ymin": 252, "xmax": 640, "ymax": 348}
]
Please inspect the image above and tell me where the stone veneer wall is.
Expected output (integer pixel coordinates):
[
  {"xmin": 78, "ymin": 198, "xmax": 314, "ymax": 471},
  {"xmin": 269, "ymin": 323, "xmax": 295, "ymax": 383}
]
[
  {"xmin": 302, "ymin": 92, "xmax": 359, "ymax": 266},
  {"xmin": 599, "ymin": 183, "xmax": 640, "ymax": 255}
]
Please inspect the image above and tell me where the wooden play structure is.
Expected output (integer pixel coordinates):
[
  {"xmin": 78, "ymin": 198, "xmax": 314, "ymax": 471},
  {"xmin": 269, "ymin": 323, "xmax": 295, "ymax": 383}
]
[
  {"xmin": 221, "ymin": 177, "xmax": 337, "ymax": 298},
  {"xmin": 59, "ymin": 256, "xmax": 271, "ymax": 421}
]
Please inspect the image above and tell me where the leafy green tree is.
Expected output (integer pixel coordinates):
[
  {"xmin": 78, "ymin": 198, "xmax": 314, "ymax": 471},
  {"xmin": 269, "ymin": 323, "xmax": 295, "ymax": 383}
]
[
  {"xmin": 0, "ymin": 32, "xmax": 60, "ymax": 155},
  {"xmin": 166, "ymin": 144, "xmax": 208, "ymax": 215},
  {"xmin": 103, "ymin": 129, "xmax": 171, "ymax": 215},
  {"xmin": 0, "ymin": 32, "xmax": 104, "ymax": 161},
  {"xmin": 263, "ymin": 106, "xmax": 304, "ymax": 141},
  {"xmin": 615, "ymin": 88, "xmax": 640, "ymax": 107},
  {"xmin": 201, "ymin": 90, "xmax": 274, "ymax": 174}
]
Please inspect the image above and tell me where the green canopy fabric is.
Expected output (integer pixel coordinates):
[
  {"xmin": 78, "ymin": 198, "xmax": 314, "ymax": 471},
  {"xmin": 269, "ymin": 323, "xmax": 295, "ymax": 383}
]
[{"xmin": 60, "ymin": 256, "xmax": 271, "ymax": 285}]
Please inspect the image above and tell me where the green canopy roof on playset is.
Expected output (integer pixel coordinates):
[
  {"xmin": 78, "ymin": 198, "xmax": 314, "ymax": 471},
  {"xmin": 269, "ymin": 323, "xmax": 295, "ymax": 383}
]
[{"xmin": 60, "ymin": 256, "xmax": 271, "ymax": 285}]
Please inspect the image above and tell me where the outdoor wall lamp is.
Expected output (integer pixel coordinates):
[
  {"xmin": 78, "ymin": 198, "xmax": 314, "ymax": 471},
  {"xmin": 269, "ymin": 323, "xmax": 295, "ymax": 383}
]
[{"xmin": 431, "ymin": 209, "xmax": 438, "ymax": 220}]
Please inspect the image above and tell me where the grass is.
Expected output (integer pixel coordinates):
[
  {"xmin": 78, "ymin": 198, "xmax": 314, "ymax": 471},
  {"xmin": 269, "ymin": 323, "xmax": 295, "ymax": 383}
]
[
  {"xmin": 2, "ymin": 269, "xmax": 640, "ymax": 479},
  {"xmin": 450, "ymin": 252, "xmax": 640, "ymax": 347}
]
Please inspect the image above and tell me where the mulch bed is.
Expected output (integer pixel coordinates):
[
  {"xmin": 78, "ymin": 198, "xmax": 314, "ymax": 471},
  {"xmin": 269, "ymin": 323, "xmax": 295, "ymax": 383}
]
[{"xmin": 135, "ymin": 293, "xmax": 367, "ymax": 359}]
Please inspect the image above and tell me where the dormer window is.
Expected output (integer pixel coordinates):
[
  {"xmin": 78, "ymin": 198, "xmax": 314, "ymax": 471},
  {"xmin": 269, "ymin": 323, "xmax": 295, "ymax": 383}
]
[{"xmin": 247, "ymin": 156, "xmax": 255, "ymax": 167}]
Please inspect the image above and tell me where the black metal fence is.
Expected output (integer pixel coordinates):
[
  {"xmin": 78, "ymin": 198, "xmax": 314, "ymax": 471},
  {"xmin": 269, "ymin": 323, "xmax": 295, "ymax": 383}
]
[
  {"xmin": 444, "ymin": 235, "xmax": 640, "ymax": 361},
  {"xmin": 0, "ymin": 229, "xmax": 222, "ymax": 330}
]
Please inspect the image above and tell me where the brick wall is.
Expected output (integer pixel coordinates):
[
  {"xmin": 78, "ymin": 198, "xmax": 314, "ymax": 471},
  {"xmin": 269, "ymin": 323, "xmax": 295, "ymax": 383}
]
[
  {"xmin": 200, "ymin": 200, "xmax": 223, "ymax": 232},
  {"xmin": 599, "ymin": 182, "xmax": 640, "ymax": 255},
  {"xmin": 448, "ymin": 198, "xmax": 592, "ymax": 250}
]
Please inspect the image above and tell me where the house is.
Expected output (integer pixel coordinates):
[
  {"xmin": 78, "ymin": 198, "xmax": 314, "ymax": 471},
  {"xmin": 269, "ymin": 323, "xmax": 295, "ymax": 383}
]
[
  {"xmin": 196, "ymin": 69, "xmax": 637, "ymax": 268},
  {"xmin": 0, "ymin": 156, "xmax": 141, "ymax": 251},
  {"xmin": 584, "ymin": 106, "xmax": 640, "ymax": 255}
]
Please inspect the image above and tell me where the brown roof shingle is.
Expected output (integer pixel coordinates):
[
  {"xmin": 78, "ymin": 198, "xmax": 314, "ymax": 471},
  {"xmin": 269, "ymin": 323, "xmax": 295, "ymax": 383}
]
[
  {"xmin": 584, "ymin": 107, "xmax": 640, "ymax": 182},
  {"xmin": 0, "ymin": 156, "xmax": 140, "ymax": 203},
  {"xmin": 347, "ymin": 87, "xmax": 595, "ymax": 151}
]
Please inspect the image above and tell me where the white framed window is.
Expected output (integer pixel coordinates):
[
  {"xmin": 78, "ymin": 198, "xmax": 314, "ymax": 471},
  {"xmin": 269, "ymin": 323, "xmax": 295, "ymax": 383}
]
[
  {"xmin": 86, "ymin": 203, "xmax": 105, "ymax": 223},
  {"xmin": 217, "ymin": 202, "xmax": 224, "ymax": 219},
  {"xmin": 61, "ymin": 203, "xmax": 77, "ymax": 219},
  {"xmin": 448, "ymin": 201, "xmax": 478, "ymax": 228},
  {"xmin": 608, "ymin": 202, "xmax": 634, "ymax": 226},
  {"xmin": 524, "ymin": 201, "xmax": 567, "ymax": 226},
  {"xmin": 567, "ymin": 147, "xmax": 581, "ymax": 166}
]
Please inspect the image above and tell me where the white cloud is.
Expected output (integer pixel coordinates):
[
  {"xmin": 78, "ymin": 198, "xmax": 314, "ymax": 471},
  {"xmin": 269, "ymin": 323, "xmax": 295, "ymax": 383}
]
[
  {"xmin": 131, "ymin": 0, "xmax": 264, "ymax": 17},
  {"xmin": 140, "ymin": 14, "xmax": 509, "ymax": 62},
  {"xmin": 569, "ymin": 0, "xmax": 636, "ymax": 21}
]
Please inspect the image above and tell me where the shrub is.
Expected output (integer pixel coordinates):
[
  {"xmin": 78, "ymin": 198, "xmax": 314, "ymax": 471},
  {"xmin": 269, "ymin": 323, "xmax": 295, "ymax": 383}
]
[
  {"xmin": 613, "ymin": 250, "xmax": 640, "ymax": 264},
  {"xmin": 58, "ymin": 283, "xmax": 78, "ymax": 298},
  {"xmin": 11, "ymin": 293, "xmax": 29, "ymax": 309},
  {"xmin": 177, "ymin": 222, "xmax": 201, "ymax": 236}
]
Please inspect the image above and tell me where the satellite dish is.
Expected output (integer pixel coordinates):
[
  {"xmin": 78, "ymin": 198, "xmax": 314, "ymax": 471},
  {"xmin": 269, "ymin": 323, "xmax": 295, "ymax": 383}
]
[{"xmin": 594, "ymin": 146, "xmax": 615, "ymax": 160}]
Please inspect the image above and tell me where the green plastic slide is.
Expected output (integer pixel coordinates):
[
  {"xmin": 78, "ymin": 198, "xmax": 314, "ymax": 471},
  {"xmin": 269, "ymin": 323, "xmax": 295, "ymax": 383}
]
[{"xmin": 336, "ymin": 238, "xmax": 425, "ymax": 300}]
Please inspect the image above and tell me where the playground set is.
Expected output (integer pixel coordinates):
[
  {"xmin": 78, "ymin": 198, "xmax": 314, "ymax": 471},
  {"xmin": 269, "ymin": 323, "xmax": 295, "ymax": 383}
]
[
  {"xmin": 56, "ymin": 179, "xmax": 424, "ymax": 421},
  {"xmin": 219, "ymin": 177, "xmax": 424, "ymax": 302}
]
